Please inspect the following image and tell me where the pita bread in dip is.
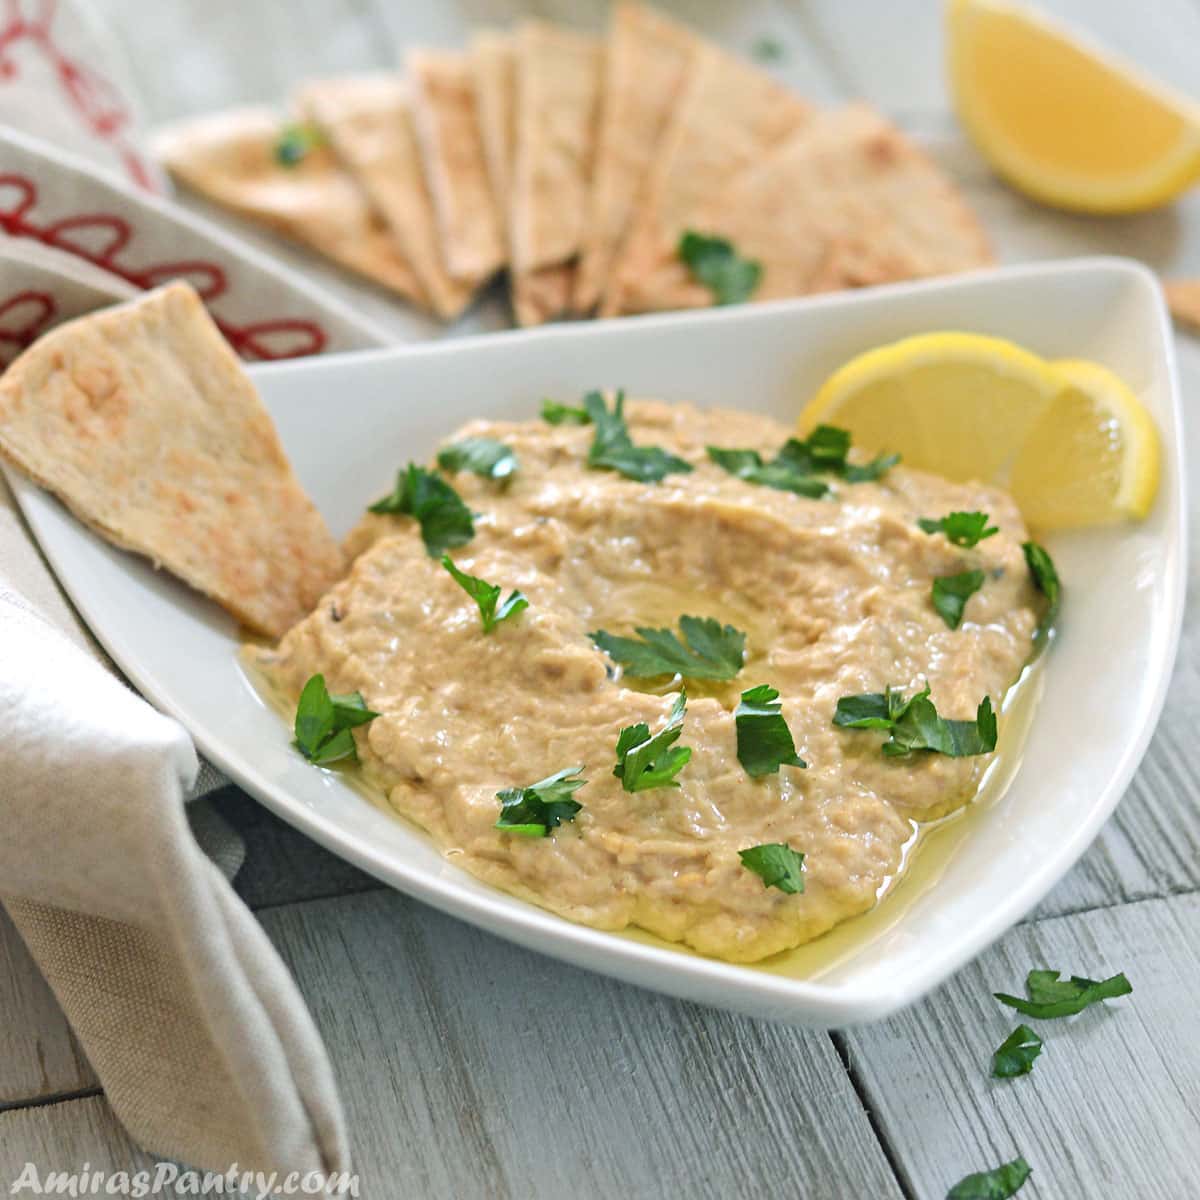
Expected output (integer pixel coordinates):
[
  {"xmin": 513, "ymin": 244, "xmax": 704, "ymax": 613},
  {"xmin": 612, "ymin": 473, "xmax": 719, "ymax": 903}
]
[
  {"xmin": 572, "ymin": 3, "xmax": 699, "ymax": 315},
  {"xmin": 599, "ymin": 44, "xmax": 811, "ymax": 317},
  {"xmin": 152, "ymin": 107, "xmax": 425, "ymax": 307},
  {"xmin": 1165, "ymin": 279, "xmax": 1200, "ymax": 332},
  {"xmin": 407, "ymin": 50, "xmax": 506, "ymax": 282},
  {"xmin": 468, "ymin": 29, "xmax": 573, "ymax": 326},
  {"xmin": 296, "ymin": 76, "xmax": 476, "ymax": 321},
  {"xmin": 0, "ymin": 283, "xmax": 344, "ymax": 638},
  {"xmin": 618, "ymin": 104, "xmax": 994, "ymax": 315}
]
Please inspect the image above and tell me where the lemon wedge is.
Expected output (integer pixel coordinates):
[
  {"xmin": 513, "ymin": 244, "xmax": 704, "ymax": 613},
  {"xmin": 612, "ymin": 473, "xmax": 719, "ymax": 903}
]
[
  {"xmin": 947, "ymin": 0, "xmax": 1200, "ymax": 213},
  {"xmin": 800, "ymin": 332, "xmax": 1160, "ymax": 531}
]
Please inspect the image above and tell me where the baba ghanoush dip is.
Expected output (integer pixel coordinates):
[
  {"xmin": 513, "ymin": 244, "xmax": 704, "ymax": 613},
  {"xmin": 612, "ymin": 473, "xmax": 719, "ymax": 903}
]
[{"xmin": 249, "ymin": 396, "xmax": 1045, "ymax": 964}]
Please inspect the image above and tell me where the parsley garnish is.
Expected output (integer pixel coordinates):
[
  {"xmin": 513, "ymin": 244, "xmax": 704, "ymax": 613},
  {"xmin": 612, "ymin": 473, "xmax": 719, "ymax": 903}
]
[
  {"xmin": 437, "ymin": 437, "xmax": 517, "ymax": 481},
  {"xmin": 707, "ymin": 446, "xmax": 829, "ymax": 498},
  {"xmin": 274, "ymin": 122, "xmax": 324, "ymax": 167},
  {"xmin": 735, "ymin": 685, "xmax": 807, "ymax": 777},
  {"xmin": 947, "ymin": 1156, "xmax": 1032, "ymax": 1199},
  {"xmin": 833, "ymin": 685, "xmax": 997, "ymax": 758},
  {"xmin": 843, "ymin": 452, "xmax": 902, "ymax": 483},
  {"xmin": 494, "ymin": 766, "xmax": 586, "ymax": 837},
  {"xmin": 614, "ymin": 692, "xmax": 691, "ymax": 792},
  {"xmin": 918, "ymin": 511, "xmax": 998, "ymax": 547},
  {"xmin": 583, "ymin": 390, "xmax": 693, "ymax": 482},
  {"xmin": 590, "ymin": 615, "xmax": 746, "ymax": 681},
  {"xmin": 738, "ymin": 843, "xmax": 805, "ymax": 894},
  {"xmin": 1022, "ymin": 541, "xmax": 1061, "ymax": 642},
  {"xmin": 369, "ymin": 464, "xmax": 474, "ymax": 557},
  {"xmin": 932, "ymin": 569, "xmax": 985, "ymax": 629},
  {"xmin": 991, "ymin": 1024, "xmax": 1043, "ymax": 1078},
  {"xmin": 995, "ymin": 969, "xmax": 1132, "ymax": 1019},
  {"xmin": 541, "ymin": 399, "xmax": 591, "ymax": 425},
  {"xmin": 441, "ymin": 555, "xmax": 528, "ymax": 633},
  {"xmin": 678, "ymin": 231, "xmax": 762, "ymax": 305},
  {"xmin": 293, "ymin": 674, "xmax": 379, "ymax": 765},
  {"xmin": 750, "ymin": 34, "xmax": 785, "ymax": 63}
]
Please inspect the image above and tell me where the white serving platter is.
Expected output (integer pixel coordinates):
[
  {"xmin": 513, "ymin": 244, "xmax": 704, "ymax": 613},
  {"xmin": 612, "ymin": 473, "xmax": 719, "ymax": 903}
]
[{"xmin": 8, "ymin": 257, "xmax": 1185, "ymax": 1026}]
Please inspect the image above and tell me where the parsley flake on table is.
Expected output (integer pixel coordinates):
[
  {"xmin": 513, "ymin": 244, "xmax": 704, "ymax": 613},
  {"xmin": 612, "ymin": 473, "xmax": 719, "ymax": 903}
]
[
  {"xmin": 590, "ymin": 615, "xmax": 746, "ymax": 682},
  {"xmin": 991, "ymin": 1024, "xmax": 1043, "ymax": 1078},
  {"xmin": 441, "ymin": 555, "xmax": 528, "ymax": 633},
  {"xmin": 738, "ymin": 843, "xmax": 805, "ymax": 894},
  {"xmin": 293, "ymin": 674, "xmax": 379, "ymax": 766},
  {"xmin": 735, "ymin": 685, "xmax": 807, "ymax": 777},
  {"xmin": 583, "ymin": 390, "xmax": 694, "ymax": 482},
  {"xmin": 1022, "ymin": 540, "xmax": 1061, "ymax": 642},
  {"xmin": 833, "ymin": 685, "xmax": 997, "ymax": 758},
  {"xmin": 614, "ymin": 692, "xmax": 691, "ymax": 792},
  {"xmin": 678, "ymin": 230, "xmax": 762, "ymax": 305},
  {"xmin": 494, "ymin": 766, "xmax": 586, "ymax": 837},
  {"xmin": 918, "ymin": 510, "xmax": 999, "ymax": 547},
  {"xmin": 368, "ymin": 464, "xmax": 474, "ymax": 557},
  {"xmin": 273, "ymin": 121, "xmax": 324, "ymax": 166},
  {"xmin": 946, "ymin": 1155, "xmax": 1032, "ymax": 1200},
  {"xmin": 932, "ymin": 569, "xmax": 986, "ymax": 629},
  {"xmin": 541, "ymin": 399, "xmax": 591, "ymax": 425},
  {"xmin": 994, "ymin": 968, "xmax": 1132, "ymax": 1019},
  {"xmin": 437, "ymin": 437, "xmax": 518, "ymax": 481}
]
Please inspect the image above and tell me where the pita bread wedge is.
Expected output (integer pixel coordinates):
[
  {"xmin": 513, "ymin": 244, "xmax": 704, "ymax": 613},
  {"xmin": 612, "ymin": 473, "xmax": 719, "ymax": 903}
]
[
  {"xmin": 0, "ymin": 283, "xmax": 344, "ymax": 638},
  {"xmin": 510, "ymin": 23, "xmax": 604, "ymax": 276},
  {"xmin": 617, "ymin": 104, "xmax": 994, "ymax": 315},
  {"xmin": 153, "ymin": 108, "xmax": 426, "ymax": 307},
  {"xmin": 1165, "ymin": 280, "xmax": 1200, "ymax": 332},
  {"xmin": 572, "ymin": 3, "xmax": 700, "ymax": 314},
  {"xmin": 468, "ymin": 29, "xmax": 574, "ymax": 326},
  {"xmin": 407, "ymin": 50, "xmax": 506, "ymax": 282},
  {"xmin": 599, "ymin": 45, "xmax": 811, "ymax": 317},
  {"xmin": 296, "ymin": 76, "xmax": 475, "ymax": 321}
]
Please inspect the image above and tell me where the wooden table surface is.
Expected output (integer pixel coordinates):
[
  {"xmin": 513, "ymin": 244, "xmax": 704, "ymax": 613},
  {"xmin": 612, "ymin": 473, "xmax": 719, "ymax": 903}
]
[{"xmin": 4, "ymin": 2, "xmax": 1200, "ymax": 1196}]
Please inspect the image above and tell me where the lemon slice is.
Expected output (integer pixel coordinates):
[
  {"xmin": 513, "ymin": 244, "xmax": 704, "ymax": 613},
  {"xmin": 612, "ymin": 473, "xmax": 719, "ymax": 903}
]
[
  {"xmin": 947, "ymin": 0, "xmax": 1200, "ymax": 213},
  {"xmin": 1010, "ymin": 359, "xmax": 1161, "ymax": 528},
  {"xmin": 801, "ymin": 331, "xmax": 1062, "ymax": 484}
]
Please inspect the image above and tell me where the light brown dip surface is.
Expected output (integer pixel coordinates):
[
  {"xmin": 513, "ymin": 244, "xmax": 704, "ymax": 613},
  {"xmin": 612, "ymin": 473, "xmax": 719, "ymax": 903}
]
[{"xmin": 252, "ymin": 401, "xmax": 1041, "ymax": 963}]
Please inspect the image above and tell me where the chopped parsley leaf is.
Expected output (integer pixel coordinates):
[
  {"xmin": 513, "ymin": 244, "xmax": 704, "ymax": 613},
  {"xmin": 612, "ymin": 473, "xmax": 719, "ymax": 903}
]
[
  {"xmin": 273, "ymin": 122, "xmax": 324, "ymax": 167},
  {"xmin": 495, "ymin": 766, "xmax": 586, "ymax": 837},
  {"xmin": 735, "ymin": 684, "xmax": 807, "ymax": 777},
  {"xmin": 843, "ymin": 452, "xmax": 902, "ymax": 483},
  {"xmin": 678, "ymin": 231, "xmax": 762, "ymax": 305},
  {"xmin": 441, "ymin": 555, "xmax": 528, "ymax": 633},
  {"xmin": 368, "ymin": 464, "xmax": 474, "ymax": 557},
  {"xmin": 707, "ymin": 446, "xmax": 830, "ymax": 497},
  {"xmin": 918, "ymin": 510, "xmax": 999, "ymax": 547},
  {"xmin": 1022, "ymin": 541, "xmax": 1061, "ymax": 642},
  {"xmin": 947, "ymin": 1156, "xmax": 1032, "ymax": 1200},
  {"xmin": 541, "ymin": 399, "xmax": 591, "ymax": 425},
  {"xmin": 590, "ymin": 615, "xmax": 746, "ymax": 682},
  {"xmin": 995, "ymin": 969, "xmax": 1132, "ymax": 1019},
  {"xmin": 932, "ymin": 569, "xmax": 986, "ymax": 629},
  {"xmin": 613, "ymin": 692, "xmax": 691, "ymax": 792},
  {"xmin": 750, "ymin": 34, "xmax": 785, "ymax": 63},
  {"xmin": 583, "ymin": 390, "xmax": 694, "ymax": 482},
  {"xmin": 991, "ymin": 1024, "xmax": 1043, "ymax": 1078},
  {"xmin": 833, "ymin": 685, "xmax": 997, "ymax": 758},
  {"xmin": 739, "ymin": 843, "xmax": 805, "ymax": 894},
  {"xmin": 437, "ymin": 437, "xmax": 517, "ymax": 481},
  {"xmin": 293, "ymin": 674, "xmax": 379, "ymax": 765}
]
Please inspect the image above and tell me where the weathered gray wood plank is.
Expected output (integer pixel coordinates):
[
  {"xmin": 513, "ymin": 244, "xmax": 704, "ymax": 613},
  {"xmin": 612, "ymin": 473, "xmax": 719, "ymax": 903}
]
[
  {"xmin": 842, "ymin": 893, "xmax": 1200, "ymax": 1198},
  {"xmin": 261, "ymin": 888, "xmax": 904, "ymax": 1200},
  {"xmin": 0, "ymin": 1096, "xmax": 153, "ymax": 1180}
]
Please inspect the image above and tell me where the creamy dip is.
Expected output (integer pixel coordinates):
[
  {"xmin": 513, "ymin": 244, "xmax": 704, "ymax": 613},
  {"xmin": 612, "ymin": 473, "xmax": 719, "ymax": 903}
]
[{"xmin": 252, "ymin": 400, "xmax": 1040, "ymax": 963}]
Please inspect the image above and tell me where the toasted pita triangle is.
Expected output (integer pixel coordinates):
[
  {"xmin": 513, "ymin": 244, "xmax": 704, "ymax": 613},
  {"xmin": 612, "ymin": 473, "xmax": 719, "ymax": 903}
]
[
  {"xmin": 510, "ymin": 23, "xmax": 604, "ymax": 276},
  {"xmin": 619, "ymin": 104, "xmax": 994, "ymax": 314},
  {"xmin": 296, "ymin": 76, "xmax": 476, "ymax": 321},
  {"xmin": 468, "ymin": 29, "xmax": 574, "ymax": 326},
  {"xmin": 0, "ymin": 283, "xmax": 344, "ymax": 637},
  {"xmin": 599, "ymin": 45, "xmax": 811, "ymax": 317},
  {"xmin": 152, "ymin": 108, "xmax": 426, "ymax": 307},
  {"xmin": 573, "ymin": 3, "xmax": 700, "ymax": 314},
  {"xmin": 407, "ymin": 50, "xmax": 506, "ymax": 282},
  {"xmin": 1165, "ymin": 280, "xmax": 1200, "ymax": 332}
]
